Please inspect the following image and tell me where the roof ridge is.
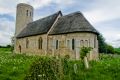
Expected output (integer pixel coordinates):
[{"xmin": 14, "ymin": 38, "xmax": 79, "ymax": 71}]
[
  {"xmin": 63, "ymin": 11, "xmax": 83, "ymax": 17},
  {"xmin": 49, "ymin": 11, "xmax": 99, "ymax": 35},
  {"xmin": 29, "ymin": 11, "xmax": 62, "ymax": 24}
]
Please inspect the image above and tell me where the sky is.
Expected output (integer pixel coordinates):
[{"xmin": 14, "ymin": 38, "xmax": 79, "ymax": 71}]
[{"xmin": 0, "ymin": 0, "xmax": 120, "ymax": 47}]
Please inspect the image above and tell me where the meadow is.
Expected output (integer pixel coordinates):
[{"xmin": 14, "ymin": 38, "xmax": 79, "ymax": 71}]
[
  {"xmin": 0, "ymin": 48, "xmax": 39, "ymax": 80},
  {"xmin": 0, "ymin": 48, "xmax": 120, "ymax": 80}
]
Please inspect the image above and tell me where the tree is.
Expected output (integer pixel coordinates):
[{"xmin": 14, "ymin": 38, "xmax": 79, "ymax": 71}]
[
  {"xmin": 97, "ymin": 34, "xmax": 107, "ymax": 53},
  {"xmin": 6, "ymin": 45, "xmax": 11, "ymax": 48},
  {"xmin": 80, "ymin": 47, "xmax": 92, "ymax": 59},
  {"xmin": 80, "ymin": 47, "xmax": 92, "ymax": 69},
  {"xmin": 114, "ymin": 48, "xmax": 120, "ymax": 54},
  {"xmin": 97, "ymin": 34, "xmax": 115, "ymax": 54},
  {"xmin": 106, "ymin": 44, "xmax": 114, "ymax": 54}
]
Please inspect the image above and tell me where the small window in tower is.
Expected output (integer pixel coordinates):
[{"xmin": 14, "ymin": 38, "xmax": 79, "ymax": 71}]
[
  {"xmin": 30, "ymin": 12, "xmax": 32, "ymax": 16},
  {"xmin": 26, "ymin": 10, "xmax": 29, "ymax": 16}
]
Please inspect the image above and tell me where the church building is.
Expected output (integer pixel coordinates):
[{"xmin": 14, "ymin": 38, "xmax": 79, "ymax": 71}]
[{"xmin": 14, "ymin": 3, "xmax": 99, "ymax": 60}]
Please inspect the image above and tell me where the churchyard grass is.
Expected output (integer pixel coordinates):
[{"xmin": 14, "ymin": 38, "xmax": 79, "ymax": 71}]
[
  {"xmin": 0, "ymin": 48, "xmax": 39, "ymax": 80},
  {"xmin": 0, "ymin": 48, "xmax": 120, "ymax": 80}
]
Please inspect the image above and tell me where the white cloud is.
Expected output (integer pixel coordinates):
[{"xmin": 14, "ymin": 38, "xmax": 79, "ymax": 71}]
[
  {"xmin": 84, "ymin": 9, "xmax": 120, "ymax": 24},
  {"xmin": 82, "ymin": 0, "xmax": 120, "ymax": 47},
  {"xmin": 0, "ymin": 33, "xmax": 12, "ymax": 46},
  {"xmin": 0, "ymin": 0, "xmax": 53, "ymax": 15},
  {"xmin": 54, "ymin": 0, "xmax": 75, "ymax": 6},
  {"xmin": 109, "ymin": 40, "xmax": 120, "ymax": 48},
  {"xmin": 0, "ymin": 18, "xmax": 15, "ymax": 46},
  {"xmin": 28, "ymin": 0, "xmax": 52, "ymax": 9}
]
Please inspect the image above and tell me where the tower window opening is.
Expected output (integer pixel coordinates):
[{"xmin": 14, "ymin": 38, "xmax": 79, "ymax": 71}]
[
  {"xmin": 26, "ymin": 10, "xmax": 29, "ymax": 16},
  {"xmin": 30, "ymin": 12, "xmax": 32, "ymax": 16},
  {"xmin": 85, "ymin": 40, "xmax": 88, "ymax": 47}
]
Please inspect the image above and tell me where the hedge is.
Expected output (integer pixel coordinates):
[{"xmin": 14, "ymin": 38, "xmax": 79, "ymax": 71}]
[{"xmin": 24, "ymin": 57, "xmax": 84, "ymax": 80}]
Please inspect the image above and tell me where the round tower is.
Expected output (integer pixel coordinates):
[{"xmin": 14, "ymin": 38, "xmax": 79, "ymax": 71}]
[{"xmin": 15, "ymin": 3, "xmax": 33, "ymax": 36}]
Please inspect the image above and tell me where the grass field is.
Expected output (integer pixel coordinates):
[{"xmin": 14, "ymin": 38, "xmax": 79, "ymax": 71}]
[
  {"xmin": 0, "ymin": 48, "xmax": 120, "ymax": 80},
  {"xmin": 0, "ymin": 48, "xmax": 39, "ymax": 80}
]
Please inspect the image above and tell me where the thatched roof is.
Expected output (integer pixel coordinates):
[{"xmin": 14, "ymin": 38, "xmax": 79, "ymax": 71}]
[
  {"xmin": 17, "ymin": 11, "xmax": 99, "ymax": 38},
  {"xmin": 49, "ymin": 11, "xmax": 99, "ymax": 35},
  {"xmin": 17, "ymin": 11, "xmax": 62, "ymax": 38}
]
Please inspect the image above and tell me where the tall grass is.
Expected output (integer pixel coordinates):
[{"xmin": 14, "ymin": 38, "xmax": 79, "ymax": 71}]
[
  {"xmin": 25, "ymin": 54, "xmax": 120, "ymax": 80},
  {"xmin": 0, "ymin": 48, "xmax": 120, "ymax": 80},
  {"xmin": 0, "ymin": 48, "xmax": 39, "ymax": 80}
]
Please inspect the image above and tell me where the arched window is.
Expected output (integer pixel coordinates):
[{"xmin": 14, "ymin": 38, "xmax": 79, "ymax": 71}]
[
  {"xmin": 85, "ymin": 40, "xmax": 88, "ymax": 47},
  {"xmin": 26, "ymin": 38, "xmax": 29, "ymax": 48},
  {"xmin": 89, "ymin": 39, "xmax": 90, "ymax": 47},
  {"xmin": 30, "ymin": 12, "xmax": 32, "ymax": 16},
  {"xmin": 72, "ymin": 39, "xmax": 75, "ymax": 50},
  {"xmin": 80, "ymin": 40, "xmax": 84, "ymax": 47},
  {"xmin": 38, "ymin": 37, "xmax": 42, "ymax": 49}
]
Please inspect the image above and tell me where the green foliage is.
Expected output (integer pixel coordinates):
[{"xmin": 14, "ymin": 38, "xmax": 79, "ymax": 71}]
[
  {"xmin": 114, "ymin": 48, "xmax": 120, "ymax": 54},
  {"xmin": 80, "ymin": 47, "xmax": 92, "ymax": 59},
  {"xmin": 0, "ymin": 48, "xmax": 39, "ymax": 80},
  {"xmin": 97, "ymin": 34, "xmax": 115, "ymax": 54},
  {"xmin": 97, "ymin": 34, "xmax": 107, "ymax": 53},
  {"xmin": 25, "ymin": 58, "xmax": 84, "ymax": 80},
  {"xmin": 0, "ymin": 45, "xmax": 12, "ymax": 48},
  {"xmin": 27, "ymin": 55, "xmax": 120, "ymax": 80},
  {"xmin": 6, "ymin": 45, "xmax": 12, "ymax": 48},
  {"xmin": 106, "ymin": 44, "xmax": 114, "ymax": 54},
  {"xmin": 25, "ymin": 57, "xmax": 60, "ymax": 80},
  {"xmin": 1, "ymin": 48, "xmax": 120, "ymax": 80},
  {"xmin": 64, "ymin": 55, "xmax": 70, "ymax": 59}
]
